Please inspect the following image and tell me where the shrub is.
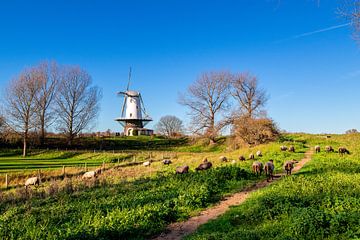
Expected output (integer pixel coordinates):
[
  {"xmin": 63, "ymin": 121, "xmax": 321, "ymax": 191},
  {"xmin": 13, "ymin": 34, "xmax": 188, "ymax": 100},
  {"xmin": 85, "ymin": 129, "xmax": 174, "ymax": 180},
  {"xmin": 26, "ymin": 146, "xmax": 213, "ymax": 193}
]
[{"xmin": 233, "ymin": 116, "xmax": 279, "ymax": 146}]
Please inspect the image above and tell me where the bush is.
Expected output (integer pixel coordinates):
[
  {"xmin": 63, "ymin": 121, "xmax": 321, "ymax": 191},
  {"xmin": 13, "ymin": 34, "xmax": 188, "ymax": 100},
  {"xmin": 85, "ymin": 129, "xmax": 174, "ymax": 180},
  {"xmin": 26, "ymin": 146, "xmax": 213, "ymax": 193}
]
[{"xmin": 233, "ymin": 117, "xmax": 279, "ymax": 146}]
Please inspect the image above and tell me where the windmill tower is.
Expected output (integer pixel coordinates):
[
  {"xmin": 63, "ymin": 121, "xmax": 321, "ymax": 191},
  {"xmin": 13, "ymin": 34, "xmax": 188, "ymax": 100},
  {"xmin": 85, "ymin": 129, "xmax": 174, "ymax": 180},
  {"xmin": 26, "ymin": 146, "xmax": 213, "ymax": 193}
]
[{"xmin": 115, "ymin": 69, "xmax": 153, "ymax": 136}]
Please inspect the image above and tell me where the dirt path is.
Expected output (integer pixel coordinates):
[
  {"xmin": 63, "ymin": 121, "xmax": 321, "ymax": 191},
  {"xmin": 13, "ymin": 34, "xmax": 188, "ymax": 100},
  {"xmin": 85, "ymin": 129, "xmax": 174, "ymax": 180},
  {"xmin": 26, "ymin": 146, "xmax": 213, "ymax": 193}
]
[{"xmin": 153, "ymin": 148, "xmax": 314, "ymax": 240}]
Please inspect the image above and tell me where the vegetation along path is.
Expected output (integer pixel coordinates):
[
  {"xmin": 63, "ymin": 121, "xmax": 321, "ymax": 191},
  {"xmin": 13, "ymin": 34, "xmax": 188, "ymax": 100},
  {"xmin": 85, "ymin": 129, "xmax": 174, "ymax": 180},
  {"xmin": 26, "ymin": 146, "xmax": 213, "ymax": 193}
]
[{"xmin": 154, "ymin": 148, "xmax": 314, "ymax": 240}]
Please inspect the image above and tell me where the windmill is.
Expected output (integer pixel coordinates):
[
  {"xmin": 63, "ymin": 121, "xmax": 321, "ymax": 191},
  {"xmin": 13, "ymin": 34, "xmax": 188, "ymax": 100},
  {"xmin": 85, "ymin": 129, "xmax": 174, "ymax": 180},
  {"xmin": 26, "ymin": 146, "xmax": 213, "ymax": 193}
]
[{"xmin": 115, "ymin": 68, "xmax": 153, "ymax": 136}]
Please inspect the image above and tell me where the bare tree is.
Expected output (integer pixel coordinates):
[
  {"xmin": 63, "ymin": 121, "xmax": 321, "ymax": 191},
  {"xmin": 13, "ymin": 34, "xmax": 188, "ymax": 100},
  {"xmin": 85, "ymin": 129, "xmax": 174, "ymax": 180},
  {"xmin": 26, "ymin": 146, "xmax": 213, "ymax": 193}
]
[
  {"xmin": 34, "ymin": 61, "xmax": 59, "ymax": 145},
  {"xmin": 179, "ymin": 72, "xmax": 231, "ymax": 143},
  {"xmin": 230, "ymin": 72, "xmax": 268, "ymax": 119},
  {"xmin": 4, "ymin": 69, "xmax": 41, "ymax": 156},
  {"xmin": 155, "ymin": 115, "xmax": 184, "ymax": 137},
  {"xmin": 338, "ymin": 1, "xmax": 360, "ymax": 40},
  {"xmin": 345, "ymin": 128, "xmax": 358, "ymax": 134},
  {"xmin": 55, "ymin": 66, "xmax": 102, "ymax": 146}
]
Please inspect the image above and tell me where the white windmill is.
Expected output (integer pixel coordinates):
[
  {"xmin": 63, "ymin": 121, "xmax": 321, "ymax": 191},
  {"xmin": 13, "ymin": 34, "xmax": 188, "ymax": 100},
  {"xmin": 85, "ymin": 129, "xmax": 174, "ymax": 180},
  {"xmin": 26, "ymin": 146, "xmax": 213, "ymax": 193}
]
[{"xmin": 115, "ymin": 68, "xmax": 153, "ymax": 136}]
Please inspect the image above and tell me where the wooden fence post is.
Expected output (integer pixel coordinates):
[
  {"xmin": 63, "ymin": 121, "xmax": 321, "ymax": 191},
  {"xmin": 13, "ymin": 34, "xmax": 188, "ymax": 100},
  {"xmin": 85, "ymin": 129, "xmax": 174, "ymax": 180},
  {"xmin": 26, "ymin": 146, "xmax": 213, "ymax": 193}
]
[
  {"xmin": 5, "ymin": 174, "xmax": 8, "ymax": 189},
  {"xmin": 85, "ymin": 163, "xmax": 87, "ymax": 172},
  {"xmin": 37, "ymin": 169, "xmax": 42, "ymax": 184},
  {"xmin": 62, "ymin": 166, "xmax": 66, "ymax": 177},
  {"xmin": 102, "ymin": 161, "xmax": 105, "ymax": 171}
]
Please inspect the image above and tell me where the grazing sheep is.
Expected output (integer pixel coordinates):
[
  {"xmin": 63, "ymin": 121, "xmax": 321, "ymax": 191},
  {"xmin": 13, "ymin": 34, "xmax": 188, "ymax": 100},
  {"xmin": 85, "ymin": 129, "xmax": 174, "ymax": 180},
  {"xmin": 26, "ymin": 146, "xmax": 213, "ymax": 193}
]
[
  {"xmin": 264, "ymin": 160, "xmax": 275, "ymax": 182},
  {"xmin": 239, "ymin": 155, "xmax": 246, "ymax": 161},
  {"xmin": 288, "ymin": 146, "xmax": 295, "ymax": 152},
  {"xmin": 25, "ymin": 176, "xmax": 40, "ymax": 189},
  {"xmin": 325, "ymin": 146, "xmax": 334, "ymax": 153},
  {"xmin": 280, "ymin": 146, "xmax": 288, "ymax": 151},
  {"xmin": 82, "ymin": 171, "xmax": 97, "ymax": 179},
  {"xmin": 163, "ymin": 159, "xmax": 172, "ymax": 165},
  {"xmin": 252, "ymin": 161, "xmax": 263, "ymax": 176},
  {"xmin": 176, "ymin": 165, "xmax": 189, "ymax": 174},
  {"xmin": 231, "ymin": 160, "xmax": 236, "ymax": 164},
  {"xmin": 256, "ymin": 150, "xmax": 262, "ymax": 157},
  {"xmin": 284, "ymin": 160, "xmax": 296, "ymax": 175},
  {"xmin": 196, "ymin": 161, "xmax": 213, "ymax": 171},
  {"xmin": 143, "ymin": 161, "xmax": 151, "ymax": 167},
  {"xmin": 249, "ymin": 153, "xmax": 255, "ymax": 160},
  {"xmin": 315, "ymin": 145, "xmax": 320, "ymax": 153},
  {"xmin": 338, "ymin": 147, "xmax": 350, "ymax": 156},
  {"xmin": 219, "ymin": 156, "xmax": 227, "ymax": 162}
]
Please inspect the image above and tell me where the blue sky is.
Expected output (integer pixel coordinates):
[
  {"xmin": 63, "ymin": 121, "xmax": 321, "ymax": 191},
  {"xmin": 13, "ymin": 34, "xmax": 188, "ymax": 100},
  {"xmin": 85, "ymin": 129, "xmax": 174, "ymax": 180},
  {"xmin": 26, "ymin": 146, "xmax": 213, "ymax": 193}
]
[{"xmin": 0, "ymin": 0, "xmax": 359, "ymax": 134}]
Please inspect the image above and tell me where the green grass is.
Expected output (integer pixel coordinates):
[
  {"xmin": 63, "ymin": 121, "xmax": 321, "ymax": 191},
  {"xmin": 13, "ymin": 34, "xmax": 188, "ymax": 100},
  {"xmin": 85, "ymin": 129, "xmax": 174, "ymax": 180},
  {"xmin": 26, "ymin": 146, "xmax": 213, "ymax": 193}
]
[
  {"xmin": 0, "ymin": 166, "xmax": 255, "ymax": 240},
  {"xmin": 186, "ymin": 134, "xmax": 360, "ymax": 240},
  {"xmin": 0, "ymin": 136, "xmax": 307, "ymax": 240},
  {"xmin": 0, "ymin": 150, "xmax": 131, "ymax": 172}
]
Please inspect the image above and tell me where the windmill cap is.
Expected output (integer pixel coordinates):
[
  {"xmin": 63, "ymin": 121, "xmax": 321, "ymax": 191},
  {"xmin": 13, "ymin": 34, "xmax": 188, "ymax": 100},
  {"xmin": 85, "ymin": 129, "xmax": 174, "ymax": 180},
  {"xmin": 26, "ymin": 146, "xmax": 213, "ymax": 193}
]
[{"xmin": 125, "ymin": 90, "xmax": 140, "ymax": 97}]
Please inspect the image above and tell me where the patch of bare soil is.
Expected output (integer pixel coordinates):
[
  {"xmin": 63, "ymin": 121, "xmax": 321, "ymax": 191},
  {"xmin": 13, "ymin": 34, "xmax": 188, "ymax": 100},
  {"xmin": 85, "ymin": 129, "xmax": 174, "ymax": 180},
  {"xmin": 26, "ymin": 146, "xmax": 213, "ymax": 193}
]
[{"xmin": 153, "ymin": 149, "xmax": 314, "ymax": 240}]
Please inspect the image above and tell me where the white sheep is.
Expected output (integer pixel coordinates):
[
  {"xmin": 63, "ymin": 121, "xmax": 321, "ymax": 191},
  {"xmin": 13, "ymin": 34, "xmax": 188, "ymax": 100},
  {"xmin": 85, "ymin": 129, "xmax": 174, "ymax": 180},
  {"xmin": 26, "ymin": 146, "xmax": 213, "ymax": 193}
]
[
  {"xmin": 82, "ymin": 171, "xmax": 97, "ymax": 179},
  {"xmin": 25, "ymin": 176, "xmax": 40, "ymax": 188},
  {"xmin": 143, "ymin": 161, "xmax": 151, "ymax": 167},
  {"xmin": 256, "ymin": 150, "xmax": 262, "ymax": 157}
]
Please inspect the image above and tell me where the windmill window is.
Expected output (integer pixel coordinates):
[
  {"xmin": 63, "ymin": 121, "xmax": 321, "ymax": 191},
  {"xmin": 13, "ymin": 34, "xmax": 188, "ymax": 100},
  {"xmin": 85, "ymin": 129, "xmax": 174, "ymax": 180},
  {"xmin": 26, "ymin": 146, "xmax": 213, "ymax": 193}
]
[{"xmin": 130, "ymin": 113, "xmax": 132, "ymax": 117}]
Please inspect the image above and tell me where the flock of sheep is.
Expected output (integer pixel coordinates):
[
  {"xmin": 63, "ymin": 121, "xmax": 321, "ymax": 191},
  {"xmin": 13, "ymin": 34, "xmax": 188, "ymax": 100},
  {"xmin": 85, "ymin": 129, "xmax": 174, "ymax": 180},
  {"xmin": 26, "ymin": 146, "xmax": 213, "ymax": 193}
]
[
  {"xmin": 251, "ymin": 145, "xmax": 297, "ymax": 182},
  {"xmin": 23, "ymin": 144, "xmax": 351, "ymax": 189},
  {"xmin": 315, "ymin": 145, "xmax": 350, "ymax": 156}
]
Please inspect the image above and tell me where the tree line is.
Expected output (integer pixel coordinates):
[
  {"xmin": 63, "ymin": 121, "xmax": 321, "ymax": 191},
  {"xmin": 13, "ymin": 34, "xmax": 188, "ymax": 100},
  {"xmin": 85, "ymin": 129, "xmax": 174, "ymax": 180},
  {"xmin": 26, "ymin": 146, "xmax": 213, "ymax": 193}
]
[{"xmin": 1, "ymin": 61, "xmax": 102, "ymax": 156}]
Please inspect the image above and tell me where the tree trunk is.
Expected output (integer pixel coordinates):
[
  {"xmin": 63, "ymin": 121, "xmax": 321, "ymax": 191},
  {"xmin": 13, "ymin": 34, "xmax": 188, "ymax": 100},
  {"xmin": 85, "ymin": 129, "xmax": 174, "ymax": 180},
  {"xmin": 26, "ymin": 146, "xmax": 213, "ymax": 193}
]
[
  {"xmin": 23, "ymin": 132, "xmax": 27, "ymax": 157},
  {"xmin": 67, "ymin": 133, "xmax": 73, "ymax": 146},
  {"xmin": 40, "ymin": 113, "xmax": 45, "ymax": 146}
]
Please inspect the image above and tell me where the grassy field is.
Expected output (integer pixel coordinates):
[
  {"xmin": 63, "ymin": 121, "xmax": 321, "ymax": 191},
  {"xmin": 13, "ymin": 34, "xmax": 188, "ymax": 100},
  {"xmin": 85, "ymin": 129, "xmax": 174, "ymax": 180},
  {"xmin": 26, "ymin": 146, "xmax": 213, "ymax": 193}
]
[
  {"xmin": 0, "ymin": 136, "xmax": 306, "ymax": 239},
  {"xmin": 186, "ymin": 133, "xmax": 360, "ymax": 240}
]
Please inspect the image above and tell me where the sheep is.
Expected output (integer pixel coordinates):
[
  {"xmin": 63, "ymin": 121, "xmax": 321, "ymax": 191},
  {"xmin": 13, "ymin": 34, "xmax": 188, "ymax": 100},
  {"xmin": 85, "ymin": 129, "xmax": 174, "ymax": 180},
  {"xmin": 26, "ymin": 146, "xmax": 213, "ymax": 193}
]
[
  {"xmin": 338, "ymin": 147, "xmax": 350, "ymax": 156},
  {"xmin": 252, "ymin": 161, "xmax": 263, "ymax": 176},
  {"xmin": 248, "ymin": 153, "xmax": 255, "ymax": 160},
  {"xmin": 239, "ymin": 155, "xmax": 246, "ymax": 161},
  {"xmin": 284, "ymin": 160, "xmax": 296, "ymax": 175},
  {"xmin": 264, "ymin": 160, "xmax": 275, "ymax": 182},
  {"xmin": 82, "ymin": 171, "xmax": 98, "ymax": 179},
  {"xmin": 163, "ymin": 159, "xmax": 172, "ymax": 165},
  {"xmin": 176, "ymin": 165, "xmax": 189, "ymax": 174},
  {"xmin": 196, "ymin": 161, "xmax": 212, "ymax": 171},
  {"xmin": 325, "ymin": 146, "xmax": 334, "ymax": 153},
  {"xmin": 143, "ymin": 161, "xmax": 151, "ymax": 167},
  {"xmin": 315, "ymin": 145, "xmax": 320, "ymax": 153},
  {"xmin": 288, "ymin": 146, "xmax": 295, "ymax": 152},
  {"xmin": 280, "ymin": 146, "xmax": 288, "ymax": 151},
  {"xmin": 231, "ymin": 160, "xmax": 236, "ymax": 164},
  {"xmin": 219, "ymin": 156, "xmax": 227, "ymax": 162},
  {"xmin": 25, "ymin": 176, "xmax": 40, "ymax": 189},
  {"xmin": 256, "ymin": 150, "xmax": 262, "ymax": 157}
]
